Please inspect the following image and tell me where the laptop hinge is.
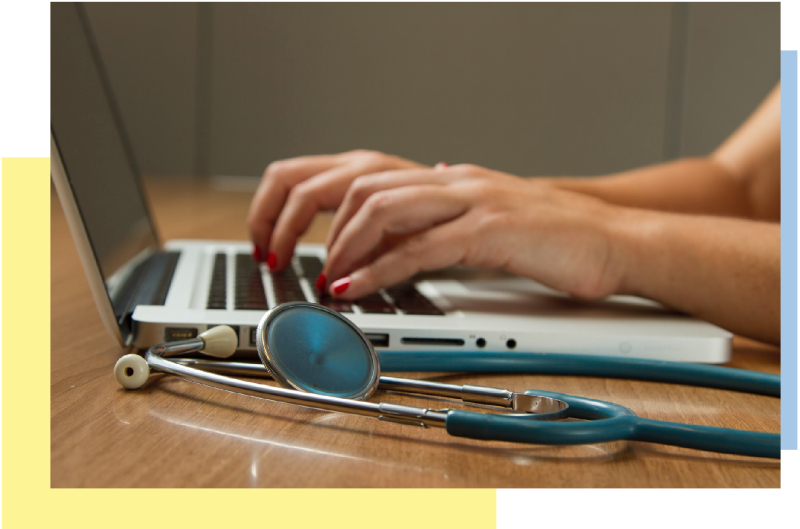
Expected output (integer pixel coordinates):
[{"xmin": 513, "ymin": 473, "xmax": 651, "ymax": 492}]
[{"xmin": 116, "ymin": 251, "xmax": 181, "ymax": 328}]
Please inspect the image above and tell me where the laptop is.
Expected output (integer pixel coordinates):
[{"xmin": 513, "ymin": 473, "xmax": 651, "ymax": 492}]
[{"xmin": 51, "ymin": 2, "xmax": 732, "ymax": 363}]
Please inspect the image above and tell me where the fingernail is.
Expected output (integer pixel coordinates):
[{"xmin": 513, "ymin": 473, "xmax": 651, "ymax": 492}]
[
  {"xmin": 331, "ymin": 277, "xmax": 351, "ymax": 295},
  {"xmin": 315, "ymin": 273, "xmax": 327, "ymax": 292},
  {"xmin": 252, "ymin": 245, "xmax": 263, "ymax": 262},
  {"xmin": 435, "ymin": 162, "xmax": 449, "ymax": 170},
  {"xmin": 267, "ymin": 252, "xmax": 277, "ymax": 270}
]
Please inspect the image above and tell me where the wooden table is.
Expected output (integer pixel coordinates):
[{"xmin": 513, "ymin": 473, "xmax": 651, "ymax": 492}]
[{"xmin": 50, "ymin": 177, "xmax": 781, "ymax": 487}]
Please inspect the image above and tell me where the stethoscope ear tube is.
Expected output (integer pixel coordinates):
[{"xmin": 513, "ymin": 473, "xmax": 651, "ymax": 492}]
[{"xmin": 377, "ymin": 351, "xmax": 780, "ymax": 397}]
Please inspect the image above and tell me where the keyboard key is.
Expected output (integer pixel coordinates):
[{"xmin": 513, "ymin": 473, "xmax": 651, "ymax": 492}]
[
  {"xmin": 234, "ymin": 254, "xmax": 269, "ymax": 310},
  {"xmin": 355, "ymin": 293, "xmax": 396, "ymax": 314},
  {"xmin": 271, "ymin": 267, "xmax": 308, "ymax": 305},
  {"xmin": 386, "ymin": 283, "xmax": 444, "ymax": 315},
  {"xmin": 207, "ymin": 253, "xmax": 227, "ymax": 309},
  {"xmin": 318, "ymin": 295, "xmax": 353, "ymax": 313},
  {"xmin": 298, "ymin": 256, "xmax": 324, "ymax": 281}
]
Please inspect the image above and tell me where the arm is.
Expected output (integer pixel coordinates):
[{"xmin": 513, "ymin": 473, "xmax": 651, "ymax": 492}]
[
  {"xmin": 319, "ymin": 165, "xmax": 780, "ymax": 345},
  {"xmin": 614, "ymin": 209, "xmax": 780, "ymax": 344},
  {"xmin": 544, "ymin": 84, "xmax": 781, "ymax": 221},
  {"xmin": 247, "ymin": 87, "xmax": 782, "ymax": 344}
]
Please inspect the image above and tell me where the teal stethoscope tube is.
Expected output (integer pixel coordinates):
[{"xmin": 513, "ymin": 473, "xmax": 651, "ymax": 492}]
[
  {"xmin": 445, "ymin": 390, "xmax": 780, "ymax": 459},
  {"xmin": 377, "ymin": 351, "xmax": 780, "ymax": 396},
  {"xmin": 379, "ymin": 351, "xmax": 780, "ymax": 459}
]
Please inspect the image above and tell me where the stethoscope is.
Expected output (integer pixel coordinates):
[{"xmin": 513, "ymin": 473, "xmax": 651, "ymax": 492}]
[{"xmin": 114, "ymin": 302, "xmax": 781, "ymax": 459}]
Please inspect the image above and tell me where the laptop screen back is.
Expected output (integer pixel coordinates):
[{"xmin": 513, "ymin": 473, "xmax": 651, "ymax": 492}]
[{"xmin": 51, "ymin": 3, "xmax": 159, "ymax": 292}]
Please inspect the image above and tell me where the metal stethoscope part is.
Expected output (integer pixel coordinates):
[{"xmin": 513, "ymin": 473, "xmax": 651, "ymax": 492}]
[
  {"xmin": 114, "ymin": 303, "xmax": 569, "ymax": 430},
  {"xmin": 114, "ymin": 302, "xmax": 780, "ymax": 459}
]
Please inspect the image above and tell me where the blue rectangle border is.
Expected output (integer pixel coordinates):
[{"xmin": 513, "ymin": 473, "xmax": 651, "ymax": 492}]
[{"xmin": 781, "ymin": 50, "xmax": 798, "ymax": 450}]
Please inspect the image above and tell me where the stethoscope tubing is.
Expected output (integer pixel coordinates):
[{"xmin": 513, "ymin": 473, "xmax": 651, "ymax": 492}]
[
  {"xmin": 376, "ymin": 351, "xmax": 780, "ymax": 458},
  {"xmin": 377, "ymin": 351, "xmax": 780, "ymax": 397},
  {"xmin": 169, "ymin": 355, "xmax": 781, "ymax": 459},
  {"xmin": 445, "ymin": 390, "xmax": 781, "ymax": 459}
]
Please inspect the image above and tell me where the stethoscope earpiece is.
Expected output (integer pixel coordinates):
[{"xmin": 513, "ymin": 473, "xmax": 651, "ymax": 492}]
[
  {"xmin": 114, "ymin": 325, "xmax": 238, "ymax": 389},
  {"xmin": 114, "ymin": 354, "xmax": 150, "ymax": 389}
]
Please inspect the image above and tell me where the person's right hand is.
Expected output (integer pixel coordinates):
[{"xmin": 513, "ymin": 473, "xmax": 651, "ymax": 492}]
[{"xmin": 247, "ymin": 150, "xmax": 425, "ymax": 271}]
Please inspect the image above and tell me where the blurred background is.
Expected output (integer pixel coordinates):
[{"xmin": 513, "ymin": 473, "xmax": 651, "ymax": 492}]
[{"xmin": 81, "ymin": 2, "xmax": 780, "ymax": 180}]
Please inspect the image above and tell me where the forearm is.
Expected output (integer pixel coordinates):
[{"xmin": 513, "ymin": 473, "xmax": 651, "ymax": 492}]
[
  {"xmin": 611, "ymin": 208, "xmax": 780, "ymax": 344},
  {"xmin": 542, "ymin": 157, "xmax": 759, "ymax": 218},
  {"xmin": 543, "ymin": 85, "xmax": 781, "ymax": 222}
]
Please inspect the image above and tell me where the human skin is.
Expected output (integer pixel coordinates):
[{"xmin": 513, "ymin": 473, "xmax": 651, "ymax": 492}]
[{"xmin": 246, "ymin": 85, "xmax": 781, "ymax": 345}]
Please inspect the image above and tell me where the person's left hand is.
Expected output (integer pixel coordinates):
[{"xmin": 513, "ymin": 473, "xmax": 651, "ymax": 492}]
[{"xmin": 321, "ymin": 163, "xmax": 630, "ymax": 301}]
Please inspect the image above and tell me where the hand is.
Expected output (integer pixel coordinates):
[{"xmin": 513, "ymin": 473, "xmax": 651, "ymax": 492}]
[
  {"xmin": 247, "ymin": 150, "xmax": 425, "ymax": 269},
  {"xmin": 322, "ymin": 163, "xmax": 629, "ymax": 300}
]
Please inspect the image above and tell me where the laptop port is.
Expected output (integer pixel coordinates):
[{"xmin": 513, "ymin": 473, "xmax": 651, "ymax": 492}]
[
  {"xmin": 164, "ymin": 327, "xmax": 198, "ymax": 342},
  {"xmin": 400, "ymin": 337, "xmax": 465, "ymax": 346},
  {"xmin": 366, "ymin": 333, "xmax": 390, "ymax": 348}
]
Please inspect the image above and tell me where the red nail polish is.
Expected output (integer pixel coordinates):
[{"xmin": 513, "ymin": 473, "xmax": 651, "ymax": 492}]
[
  {"xmin": 315, "ymin": 273, "xmax": 327, "ymax": 292},
  {"xmin": 331, "ymin": 277, "xmax": 351, "ymax": 295},
  {"xmin": 435, "ymin": 162, "xmax": 449, "ymax": 170},
  {"xmin": 253, "ymin": 246, "xmax": 263, "ymax": 262},
  {"xmin": 267, "ymin": 252, "xmax": 277, "ymax": 270}
]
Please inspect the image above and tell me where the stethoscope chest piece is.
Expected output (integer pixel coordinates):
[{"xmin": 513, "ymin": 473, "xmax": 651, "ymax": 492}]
[{"xmin": 255, "ymin": 302, "xmax": 381, "ymax": 400}]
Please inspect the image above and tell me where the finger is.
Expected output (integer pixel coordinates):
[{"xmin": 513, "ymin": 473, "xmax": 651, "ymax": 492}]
[
  {"xmin": 324, "ymin": 185, "xmax": 470, "ymax": 285},
  {"xmin": 329, "ymin": 219, "xmax": 470, "ymax": 299},
  {"xmin": 247, "ymin": 153, "xmax": 348, "ymax": 260},
  {"xmin": 325, "ymin": 168, "xmax": 458, "ymax": 250},
  {"xmin": 268, "ymin": 160, "xmax": 383, "ymax": 270}
]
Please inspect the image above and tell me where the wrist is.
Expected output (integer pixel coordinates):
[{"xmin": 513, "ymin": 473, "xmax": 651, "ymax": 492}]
[{"xmin": 602, "ymin": 205, "xmax": 663, "ymax": 298}]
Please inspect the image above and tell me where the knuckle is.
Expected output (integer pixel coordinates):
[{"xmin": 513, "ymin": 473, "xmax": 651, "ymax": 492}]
[
  {"xmin": 264, "ymin": 159, "xmax": 292, "ymax": 180},
  {"xmin": 356, "ymin": 150, "xmax": 389, "ymax": 168},
  {"xmin": 286, "ymin": 181, "xmax": 316, "ymax": 207},
  {"xmin": 347, "ymin": 148, "xmax": 373, "ymax": 157},
  {"xmin": 363, "ymin": 191, "xmax": 395, "ymax": 218},
  {"xmin": 400, "ymin": 235, "xmax": 429, "ymax": 260},
  {"xmin": 477, "ymin": 210, "xmax": 507, "ymax": 233},
  {"xmin": 349, "ymin": 174, "xmax": 382, "ymax": 203},
  {"xmin": 462, "ymin": 180, "xmax": 494, "ymax": 200},
  {"xmin": 347, "ymin": 149, "xmax": 382, "ymax": 164},
  {"xmin": 452, "ymin": 163, "xmax": 480, "ymax": 174}
]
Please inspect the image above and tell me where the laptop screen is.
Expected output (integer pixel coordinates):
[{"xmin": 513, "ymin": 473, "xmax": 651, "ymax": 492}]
[{"xmin": 51, "ymin": 3, "xmax": 159, "ymax": 296}]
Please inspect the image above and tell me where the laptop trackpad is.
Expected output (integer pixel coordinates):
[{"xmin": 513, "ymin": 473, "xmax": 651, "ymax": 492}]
[{"xmin": 418, "ymin": 268, "xmax": 673, "ymax": 319}]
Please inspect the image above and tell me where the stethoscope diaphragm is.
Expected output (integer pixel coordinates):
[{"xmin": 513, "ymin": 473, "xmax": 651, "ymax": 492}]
[{"xmin": 255, "ymin": 302, "xmax": 380, "ymax": 400}]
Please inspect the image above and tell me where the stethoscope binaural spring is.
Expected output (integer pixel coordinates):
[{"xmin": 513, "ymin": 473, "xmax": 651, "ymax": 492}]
[{"xmin": 114, "ymin": 302, "xmax": 780, "ymax": 459}]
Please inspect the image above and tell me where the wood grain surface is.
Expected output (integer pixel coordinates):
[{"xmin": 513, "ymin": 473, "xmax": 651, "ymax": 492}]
[{"xmin": 50, "ymin": 177, "xmax": 781, "ymax": 487}]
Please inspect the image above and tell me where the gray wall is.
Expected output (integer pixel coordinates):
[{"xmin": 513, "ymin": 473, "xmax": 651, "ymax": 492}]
[{"xmin": 83, "ymin": 2, "xmax": 780, "ymax": 179}]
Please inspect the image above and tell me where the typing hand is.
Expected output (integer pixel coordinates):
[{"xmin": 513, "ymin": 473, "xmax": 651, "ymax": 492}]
[
  {"xmin": 247, "ymin": 150, "xmax": 424, "ymax": 271},
  {"xmin": 321, "ymin": 163, "xmax": 629, "ymax": 301}
]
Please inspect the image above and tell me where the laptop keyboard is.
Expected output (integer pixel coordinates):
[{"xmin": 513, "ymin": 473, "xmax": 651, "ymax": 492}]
[
  {"xmin": 234, "ymin": 254, "xmax": 270, "ymax": 310},
  {"xmin": 207, "ymin": 253, "xmax": 443, "ymax": 315},
  {"xmin": 206, "ymin": 253, "xmax": 229, "ymax": 309}
]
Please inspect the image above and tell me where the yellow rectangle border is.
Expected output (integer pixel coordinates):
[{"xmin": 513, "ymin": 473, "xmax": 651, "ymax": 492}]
[{"xmin": 1, "ymin": 157, "xmax": 496, "ymax": 528}]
